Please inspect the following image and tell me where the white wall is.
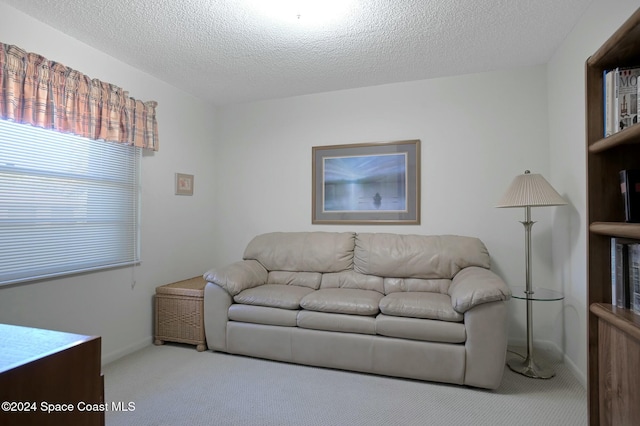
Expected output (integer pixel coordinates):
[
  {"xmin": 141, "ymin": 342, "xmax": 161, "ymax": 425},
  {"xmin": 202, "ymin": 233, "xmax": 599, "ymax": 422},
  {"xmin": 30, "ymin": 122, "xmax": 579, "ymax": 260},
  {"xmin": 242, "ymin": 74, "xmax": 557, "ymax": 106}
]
[
  {"xmin": 213, "ymin": 66, "xmax": 563, "ymax": 356},
  {"xmin": 0, "ymin": 3, "xmax": 218, "ymax": 364},
  {"xmin": 547, "ymin": 0, "xmax": 639, "ymax": 386}
]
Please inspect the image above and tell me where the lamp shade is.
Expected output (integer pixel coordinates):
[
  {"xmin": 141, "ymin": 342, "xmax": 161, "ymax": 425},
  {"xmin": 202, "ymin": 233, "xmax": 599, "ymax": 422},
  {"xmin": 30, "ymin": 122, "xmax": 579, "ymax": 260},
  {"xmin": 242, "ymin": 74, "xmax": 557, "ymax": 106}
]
[{"xmin": 496, "ymin": 170, "xmax": 567, "ymax": 208}]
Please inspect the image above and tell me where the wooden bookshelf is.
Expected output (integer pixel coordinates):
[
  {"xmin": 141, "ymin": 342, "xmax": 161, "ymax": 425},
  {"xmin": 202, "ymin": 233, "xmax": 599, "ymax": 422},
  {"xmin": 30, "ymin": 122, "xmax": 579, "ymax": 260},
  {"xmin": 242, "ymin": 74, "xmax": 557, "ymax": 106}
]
[{"xmin": 585, "ymin": 7, "xmax": 640, "ymax": 425}]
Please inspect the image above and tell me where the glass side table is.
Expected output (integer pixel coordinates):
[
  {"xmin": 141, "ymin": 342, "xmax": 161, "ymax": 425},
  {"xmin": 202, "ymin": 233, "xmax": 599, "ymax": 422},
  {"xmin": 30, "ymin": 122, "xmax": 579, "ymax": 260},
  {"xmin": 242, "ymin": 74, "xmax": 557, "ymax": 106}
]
[{"xmin": 508, "ymin": 286, "xmax": 564, "ymax": 379}]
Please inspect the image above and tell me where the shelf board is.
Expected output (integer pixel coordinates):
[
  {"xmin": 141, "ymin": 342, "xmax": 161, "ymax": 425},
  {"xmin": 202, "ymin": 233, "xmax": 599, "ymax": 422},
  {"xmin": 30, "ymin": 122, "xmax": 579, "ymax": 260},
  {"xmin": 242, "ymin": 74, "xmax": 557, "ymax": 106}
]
[
  {"xmin": 590, "ymin": 303, "xmax": 640, "ymax": 342},
  {"xmin": 589, "ymin": 222, "xmax": 640, "ymax": 239},
  {"xmin": 589, "ymin": 123, "xmax": 640, "ymax": 153}
]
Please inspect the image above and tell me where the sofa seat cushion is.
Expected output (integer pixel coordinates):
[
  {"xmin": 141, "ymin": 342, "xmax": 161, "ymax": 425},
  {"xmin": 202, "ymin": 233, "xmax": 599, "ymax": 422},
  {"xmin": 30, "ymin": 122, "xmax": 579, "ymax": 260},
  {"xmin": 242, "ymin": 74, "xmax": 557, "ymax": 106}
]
[
  {"xmin": 297, "ymin": 311, "xmax": 376, "ymax": 335},
  {"xmin": 383, "ymin": 277, "xmax": 451, "ymax": 295},
  {"xmin": 376, "ymin": 314, "xmax": 466, "ymax": 343},
  {"xmin": 379, "ymin": 292, "xmax": 463, "ymax": 322},
  {"xmin": 300, "ymin": 288, "xmax": 384, "ymax": 316},
  {"xmin": 234, "ymin": 284, "xmax": 314, "ymax": 310},
  {"xmin": 228, "ymin": 304, "xmax": 298, "ymax": 327}
]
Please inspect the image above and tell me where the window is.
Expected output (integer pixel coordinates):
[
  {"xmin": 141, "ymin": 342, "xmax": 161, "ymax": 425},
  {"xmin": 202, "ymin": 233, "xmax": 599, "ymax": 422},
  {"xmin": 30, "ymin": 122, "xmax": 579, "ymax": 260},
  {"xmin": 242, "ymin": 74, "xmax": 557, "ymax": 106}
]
[{"xmin": 0, "ymin": 119, "xmax": 141, "ymax": 286}]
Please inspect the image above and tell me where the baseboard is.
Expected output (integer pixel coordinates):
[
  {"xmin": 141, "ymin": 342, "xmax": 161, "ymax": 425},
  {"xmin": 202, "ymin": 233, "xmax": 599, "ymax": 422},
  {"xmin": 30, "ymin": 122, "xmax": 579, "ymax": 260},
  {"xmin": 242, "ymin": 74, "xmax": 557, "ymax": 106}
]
[
  {"xmin": 102, "ymin": 336, "xmax": 152, "ymax": 366},
  {"xmin": 562, "ymin": 351, "xmax": 587, "ymax": 389},
  {"xmin": 507, "ymin": 338, "xmax": 586, "ymax": 389},
  {"xmin": 507, "ymin": 338, "xmax": 562, "ymax": 360}
]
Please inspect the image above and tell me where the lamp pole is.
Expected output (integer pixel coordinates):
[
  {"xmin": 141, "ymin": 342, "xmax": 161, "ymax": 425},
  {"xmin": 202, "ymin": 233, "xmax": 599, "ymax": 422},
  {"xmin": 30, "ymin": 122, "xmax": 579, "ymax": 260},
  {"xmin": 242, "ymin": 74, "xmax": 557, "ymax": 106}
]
[{"xmin": 507, "ymin": 205, "xmax": 555, "ymax": 379}]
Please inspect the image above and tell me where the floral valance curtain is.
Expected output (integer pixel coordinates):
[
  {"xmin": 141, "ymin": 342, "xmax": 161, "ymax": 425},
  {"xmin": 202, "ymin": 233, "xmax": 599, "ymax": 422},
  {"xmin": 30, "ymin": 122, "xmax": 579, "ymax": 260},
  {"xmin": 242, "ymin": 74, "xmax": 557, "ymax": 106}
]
[{"xmin": 0, "ymin": 42, "xmax": 159, "ymax": 150}]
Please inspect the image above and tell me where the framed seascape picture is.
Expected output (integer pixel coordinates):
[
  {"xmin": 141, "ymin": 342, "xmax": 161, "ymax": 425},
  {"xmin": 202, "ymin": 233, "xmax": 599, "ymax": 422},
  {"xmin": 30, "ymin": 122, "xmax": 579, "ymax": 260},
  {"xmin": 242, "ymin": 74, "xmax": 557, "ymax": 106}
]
[{"xmin": 312, "ymin": 140, "xmax": 420, "ymax": 224}]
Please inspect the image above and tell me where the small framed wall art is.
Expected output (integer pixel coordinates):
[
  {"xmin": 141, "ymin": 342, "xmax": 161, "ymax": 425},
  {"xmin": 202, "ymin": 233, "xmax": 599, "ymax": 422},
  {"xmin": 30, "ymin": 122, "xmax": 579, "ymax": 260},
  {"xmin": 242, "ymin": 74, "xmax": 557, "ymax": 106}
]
[
  {"xmin": 175, "ymin": 173, "xmax": 194, "ymax": 196},
  {"xmin": 312, "ymin": 139, "xmax": 420, "ymax": 224}
]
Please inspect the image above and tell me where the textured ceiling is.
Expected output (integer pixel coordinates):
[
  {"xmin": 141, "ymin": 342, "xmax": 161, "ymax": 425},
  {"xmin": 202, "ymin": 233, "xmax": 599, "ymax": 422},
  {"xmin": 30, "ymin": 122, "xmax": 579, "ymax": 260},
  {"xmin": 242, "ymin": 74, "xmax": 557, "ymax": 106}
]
[{"xmin": 1, "ymin": 0, "xmax": 593, "ymax": 107}]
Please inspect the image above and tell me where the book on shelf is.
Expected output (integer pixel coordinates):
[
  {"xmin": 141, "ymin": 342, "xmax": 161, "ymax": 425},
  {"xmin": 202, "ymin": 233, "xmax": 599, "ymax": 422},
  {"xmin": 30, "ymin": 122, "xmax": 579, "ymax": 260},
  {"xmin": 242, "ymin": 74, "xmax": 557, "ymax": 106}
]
[
  {"xmin": 611, "ymin": 238, "xmax": 640, "ymax": 313},
  {"xmin": 611, "ymin": 238, "xmax": 632, "ymax": 308},
  {"xmin": 604, "ymin": 69, "xmax": 618, "ymax": 137},
  {"xmin": 620, "ymin": 169, "xmax": 640, "ymax": 222},
  {"xmin": 628, "ymin": 243, "xmax": 640, "ymax": 314},
  {"xmin": 603, "ymin": 66, "xmax": 640, "ymax": 137},
  {"xmin": 618, "ymin": 68, "xmax": 640, "ymax": 131}
]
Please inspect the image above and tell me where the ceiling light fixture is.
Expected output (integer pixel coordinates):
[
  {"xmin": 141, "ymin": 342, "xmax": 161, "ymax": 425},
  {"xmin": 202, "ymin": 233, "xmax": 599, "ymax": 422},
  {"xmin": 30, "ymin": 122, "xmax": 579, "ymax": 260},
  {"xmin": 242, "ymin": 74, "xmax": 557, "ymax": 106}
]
[{"xmin": 246, "ymin": 0, "xmax": 353, "ymax": 25}]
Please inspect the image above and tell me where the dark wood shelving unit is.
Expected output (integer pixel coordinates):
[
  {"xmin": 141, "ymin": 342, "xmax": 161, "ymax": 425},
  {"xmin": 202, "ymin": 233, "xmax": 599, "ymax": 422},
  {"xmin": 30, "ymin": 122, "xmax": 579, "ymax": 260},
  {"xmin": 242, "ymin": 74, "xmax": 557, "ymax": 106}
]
[{"xmin": 585, "ymin": 7, "xmax": 640, "ymax": 425}]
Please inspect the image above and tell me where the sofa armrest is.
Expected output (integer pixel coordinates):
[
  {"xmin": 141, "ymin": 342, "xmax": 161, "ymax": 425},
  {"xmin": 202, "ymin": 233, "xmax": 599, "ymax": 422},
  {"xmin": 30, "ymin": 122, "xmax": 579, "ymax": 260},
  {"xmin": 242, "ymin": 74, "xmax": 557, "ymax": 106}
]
[
  {"xmin": 448, "ymin": 266, "xmax": 511, "ymax": 314},
  {"xmin": 203, "ymin": 260, "xmax": 268, "ymax": 296},
  {"xmin": 204, "ymin": 282, "xmax": 232, "ymax": 351},
  {"xmin": 463, "ymin": 300, "xmax": 509, "ymax": 389}
]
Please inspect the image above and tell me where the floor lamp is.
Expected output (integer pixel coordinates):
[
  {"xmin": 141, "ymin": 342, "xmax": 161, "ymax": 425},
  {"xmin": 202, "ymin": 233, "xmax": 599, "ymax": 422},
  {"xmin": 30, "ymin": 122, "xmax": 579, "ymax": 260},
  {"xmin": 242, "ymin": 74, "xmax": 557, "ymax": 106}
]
[{"xmin": 496, "ymin": 170, "xmax": 567, "ymax": 379}]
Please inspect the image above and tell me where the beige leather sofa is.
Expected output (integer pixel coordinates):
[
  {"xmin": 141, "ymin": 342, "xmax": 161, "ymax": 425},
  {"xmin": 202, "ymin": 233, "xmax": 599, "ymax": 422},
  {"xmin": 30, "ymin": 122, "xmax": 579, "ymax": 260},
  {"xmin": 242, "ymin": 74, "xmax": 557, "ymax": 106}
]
[{"xmin": 203, "ymin": 232, "xmax": 511, "ymax": 389}]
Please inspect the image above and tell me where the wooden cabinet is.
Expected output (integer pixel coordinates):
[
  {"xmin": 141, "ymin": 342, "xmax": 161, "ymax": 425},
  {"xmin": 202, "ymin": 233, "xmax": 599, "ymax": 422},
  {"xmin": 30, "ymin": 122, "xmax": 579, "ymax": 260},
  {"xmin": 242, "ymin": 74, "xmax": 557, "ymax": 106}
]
[
  {"xmin": 585, "ymin": 7, "xmax": 640, "ymax": 425},
  {"xmin": 0, "ymin": 324, "xmax": 104, "ymax": 426},
  {"xmin": 590, "ymin": 304, "xmax": 640, "ymax": 425}
]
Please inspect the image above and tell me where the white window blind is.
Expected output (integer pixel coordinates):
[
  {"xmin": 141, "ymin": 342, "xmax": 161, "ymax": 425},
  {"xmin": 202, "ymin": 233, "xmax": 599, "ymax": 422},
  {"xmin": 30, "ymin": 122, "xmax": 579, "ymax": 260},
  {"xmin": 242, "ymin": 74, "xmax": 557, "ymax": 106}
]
[{"xmin": 0, "ymin": 119, "xmax": 141, "ymax": 286}]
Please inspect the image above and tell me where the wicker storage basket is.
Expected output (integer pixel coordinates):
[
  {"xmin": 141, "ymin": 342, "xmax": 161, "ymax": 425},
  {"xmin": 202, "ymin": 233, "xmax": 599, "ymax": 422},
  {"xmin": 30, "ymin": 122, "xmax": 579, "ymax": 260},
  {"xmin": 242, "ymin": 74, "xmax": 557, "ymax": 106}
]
[{"xmin": 154, "ymin": 276, "xmax": 207, "ymax": 351}]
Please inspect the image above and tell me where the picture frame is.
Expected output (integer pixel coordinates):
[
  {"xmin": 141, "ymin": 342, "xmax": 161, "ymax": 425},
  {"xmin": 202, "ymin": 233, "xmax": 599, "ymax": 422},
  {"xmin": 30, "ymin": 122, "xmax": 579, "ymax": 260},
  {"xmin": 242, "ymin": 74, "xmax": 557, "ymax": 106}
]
[
  {"xmin": 312, "ymin": 139, "xmax": 420, "ymax": 224},
  {"xmin": 175, "ymin": 173, "xmax": 194, "ymax": 196}
]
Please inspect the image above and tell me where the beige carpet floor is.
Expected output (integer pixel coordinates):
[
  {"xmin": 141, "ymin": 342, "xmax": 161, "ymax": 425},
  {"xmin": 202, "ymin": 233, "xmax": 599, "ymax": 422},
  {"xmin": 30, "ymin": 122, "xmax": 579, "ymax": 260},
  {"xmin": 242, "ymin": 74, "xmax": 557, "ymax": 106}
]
[{"xmin": 103, "ymin": 343, "xmax": 587, "ymax": 426}]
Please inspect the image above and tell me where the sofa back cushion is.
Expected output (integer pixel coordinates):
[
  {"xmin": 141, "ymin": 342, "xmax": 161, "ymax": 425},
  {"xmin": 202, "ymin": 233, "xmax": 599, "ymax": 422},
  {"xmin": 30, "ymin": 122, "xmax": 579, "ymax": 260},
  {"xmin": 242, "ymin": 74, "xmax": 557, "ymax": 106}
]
[
  {"xmin": 244, "ymin": 232, "xmax": 355, "ymax": 273},
  {"xmin": 354, "ymin": 233, "xmax": 490, "ymax": 279}
]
